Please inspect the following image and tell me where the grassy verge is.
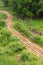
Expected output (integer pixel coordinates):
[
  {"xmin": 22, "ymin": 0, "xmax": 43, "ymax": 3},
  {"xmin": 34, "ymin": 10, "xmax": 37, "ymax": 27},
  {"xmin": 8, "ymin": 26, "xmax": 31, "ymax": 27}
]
[
  {"xmin": 12, "ymin": 17, "xmax": 43, "ymax": 48},
  {"xmin": 7, "ymin": 9, "xmax": 43, "ymax": 48}
]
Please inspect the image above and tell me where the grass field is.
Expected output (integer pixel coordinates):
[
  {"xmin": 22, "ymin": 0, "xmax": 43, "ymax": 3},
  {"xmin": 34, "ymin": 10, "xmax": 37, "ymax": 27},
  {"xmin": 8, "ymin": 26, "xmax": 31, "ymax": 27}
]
[
  {"xmin": 0, "ymin": 8, "xmax": 43, "ymax": 65},
  {"xmin": 0, "ymin": 1, "xmax": 43, "ymax": 65},
  {"xmin": 12, "ymin": 17, "xmax": 43, "ymax": 48}
]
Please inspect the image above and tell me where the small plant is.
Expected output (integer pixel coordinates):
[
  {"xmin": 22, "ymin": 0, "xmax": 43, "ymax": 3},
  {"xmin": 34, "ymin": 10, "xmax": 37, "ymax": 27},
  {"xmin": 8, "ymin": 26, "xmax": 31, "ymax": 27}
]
[{"xmin": 21, "ymin": 50, "xmax": 30, "ymax": 61}]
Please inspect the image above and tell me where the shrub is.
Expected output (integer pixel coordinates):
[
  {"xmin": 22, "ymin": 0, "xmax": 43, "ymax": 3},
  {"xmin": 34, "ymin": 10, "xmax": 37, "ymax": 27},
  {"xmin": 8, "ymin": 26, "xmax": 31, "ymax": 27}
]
[
  {"xmin": 8, "ymin": 42, "xmax": 25, "ymax": 53},
  {"xmin": 0, "ymin": 13, "xmax": 7, "ymax": 20},
  {"xmin": 33, "ymin": 36, "xmax": 41, "ymax": 43},
  {"xmin": 21, "ymin": 50, "xmax": 30, "ymax": 61},
  {"xmin": 33, "ymin": 36, "xmax": 43, "ymax": 47},
  {"xmin": 0, "ymin": 21, "xmax": 6, "ymax": 29}
]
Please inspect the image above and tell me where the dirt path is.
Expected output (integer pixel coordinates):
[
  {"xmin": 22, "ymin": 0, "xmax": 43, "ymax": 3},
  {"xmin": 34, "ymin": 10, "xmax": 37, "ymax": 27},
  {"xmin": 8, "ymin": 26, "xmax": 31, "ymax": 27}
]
[{"xmin": 0, "ymin": 11, "xmax": 43, "ymax": 58}]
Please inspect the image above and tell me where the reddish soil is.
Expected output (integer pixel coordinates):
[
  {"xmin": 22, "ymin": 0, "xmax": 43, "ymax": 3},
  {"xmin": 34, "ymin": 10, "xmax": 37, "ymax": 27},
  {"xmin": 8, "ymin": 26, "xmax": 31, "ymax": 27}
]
[{"xmin": 0, "ymin": 11, "xmax": 43, "ymax": 58}]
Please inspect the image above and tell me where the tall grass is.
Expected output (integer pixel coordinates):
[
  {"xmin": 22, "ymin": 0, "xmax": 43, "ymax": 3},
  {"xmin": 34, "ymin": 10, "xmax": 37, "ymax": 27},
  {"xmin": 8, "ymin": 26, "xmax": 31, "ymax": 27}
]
[{"xmin": 13, "ymin": 17, "xmax": 43, "ymax": 47}]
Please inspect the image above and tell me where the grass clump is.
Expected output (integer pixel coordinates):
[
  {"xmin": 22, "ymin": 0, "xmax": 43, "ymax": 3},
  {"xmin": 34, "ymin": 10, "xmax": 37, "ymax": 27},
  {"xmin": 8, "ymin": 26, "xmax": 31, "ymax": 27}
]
[
  {"xmin": 0, "ymin": 13, "xmax": 7, "ymax": 20},
  {"xmin": 0, "ymin": 20, "xmax": 6, "ymax": 30},
  {"xmin": 21, "ymin": 50, "xmax": 30, "ymax": 61},
  {"xmin": 33, "ymin": 36, "xmax": 43, "ymax": 47},
  {"xmin": 8, "ymin": 42, "xmax": 25, "ymax": 53},
  {"xmin": 0, "ymin": 13, "xmax": 7, "ymax": 30}
]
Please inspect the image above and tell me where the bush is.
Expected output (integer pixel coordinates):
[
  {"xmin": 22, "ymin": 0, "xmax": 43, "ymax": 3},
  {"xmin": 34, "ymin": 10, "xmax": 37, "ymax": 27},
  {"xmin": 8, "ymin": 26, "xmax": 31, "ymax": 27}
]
[
  {"xmin": 33, "ymin": 36, "xmax": 43, "ymax": 47},
  {"xmin": 8, "ymin": 42, "xmax": 25, "ymax": 53},
  {"xmin": 0, "ymin": 13, "xmax": 7, "ymax": 20},
  {"xmin": 0, "ymin": 29, "xmax": 11, "ymax": 46},
  {"xmin": 33, "ymin": 36, "xmax": 41, "ymax": 43},
  {"xmin": 21, "ymin": 50, "xmax": 30, "ymax": 61},
  {"xmin": 0, "ymin": 21, "xmax": 6, "ymax": 29}
]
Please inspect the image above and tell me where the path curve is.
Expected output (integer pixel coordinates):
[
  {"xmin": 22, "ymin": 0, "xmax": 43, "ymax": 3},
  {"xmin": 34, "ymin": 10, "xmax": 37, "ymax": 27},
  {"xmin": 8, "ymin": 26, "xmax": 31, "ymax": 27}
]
[{"xmin": 0, "ymin": 11, "xmax": 43, "ymax": 58}]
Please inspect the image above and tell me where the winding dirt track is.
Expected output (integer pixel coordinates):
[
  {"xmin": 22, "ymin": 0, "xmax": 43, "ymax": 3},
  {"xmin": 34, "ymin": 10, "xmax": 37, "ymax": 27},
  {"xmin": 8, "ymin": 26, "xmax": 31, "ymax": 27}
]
[{"xmin": 0, "ymin": 11, "xmax": 43, "ymax": 58}]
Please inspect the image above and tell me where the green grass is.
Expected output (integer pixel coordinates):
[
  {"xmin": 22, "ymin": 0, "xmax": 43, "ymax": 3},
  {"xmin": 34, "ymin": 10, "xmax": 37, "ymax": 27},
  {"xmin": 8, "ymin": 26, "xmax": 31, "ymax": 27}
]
[
  {"xmin": 0, "ymin": 1, "xmax": 5, "ymax": 10},
  {"xmin": 0, "ymin": 3, "xmax": 43, "ymax": 65},
  {"xmin": 0, "ymin": 0, "xmax": 43, "ymax": 48},
  {"xmin": 0, "ymin": 1, "xmax": 7, "ymax": 10},
  {"xmin": 0, "ymin": 13, "xmax": 7, "ymax": 20},
  {"xmin": 12, "ymin": 17, "xmax": 43, "ymax": 47},
  {"xmin": 28, "ymin": 19, "xmax": 43, "ymax": 34},
  {"xmin": 0, "ymin": 13, "xmax": 7, "ymax": 30}
]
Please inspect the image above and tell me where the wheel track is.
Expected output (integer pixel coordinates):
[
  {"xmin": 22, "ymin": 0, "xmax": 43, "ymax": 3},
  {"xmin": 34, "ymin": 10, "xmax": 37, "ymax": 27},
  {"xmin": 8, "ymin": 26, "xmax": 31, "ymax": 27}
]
[{"xmin": 0, "ymin": 11, "xmax": 43, "ymax": 58}]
